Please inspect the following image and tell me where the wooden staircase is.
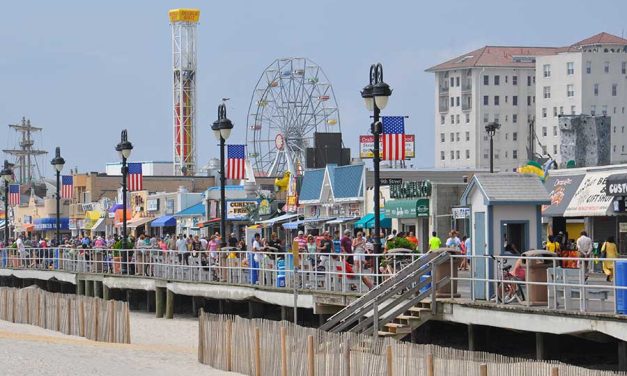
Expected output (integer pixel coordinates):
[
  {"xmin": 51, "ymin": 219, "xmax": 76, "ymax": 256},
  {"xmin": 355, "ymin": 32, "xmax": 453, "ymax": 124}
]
[{"xmin": 378, "ymin": 303, "xmax": 434, "ymax": 339}]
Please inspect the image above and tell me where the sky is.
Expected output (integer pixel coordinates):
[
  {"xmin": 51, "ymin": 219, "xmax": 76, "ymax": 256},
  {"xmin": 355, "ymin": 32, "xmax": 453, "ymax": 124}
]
[{"xmin": 1, "ymin": 0, "xmax": 627, "ymax": 179}]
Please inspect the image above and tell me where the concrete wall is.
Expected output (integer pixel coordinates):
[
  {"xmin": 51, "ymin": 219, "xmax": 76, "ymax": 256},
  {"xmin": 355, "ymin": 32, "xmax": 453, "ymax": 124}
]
[{"xmin": 559, "ymin": 115, "xmax": 611, "ymax": 167}]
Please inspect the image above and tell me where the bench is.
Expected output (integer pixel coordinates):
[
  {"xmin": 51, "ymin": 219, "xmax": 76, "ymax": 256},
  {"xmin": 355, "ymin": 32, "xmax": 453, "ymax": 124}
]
[{"xmin": 547, "ymin": 267, "xmax": 613, "ymax": 312}]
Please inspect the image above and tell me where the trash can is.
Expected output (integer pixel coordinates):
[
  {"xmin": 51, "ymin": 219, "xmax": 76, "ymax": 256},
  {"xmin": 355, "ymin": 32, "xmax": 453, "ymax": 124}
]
[
  {"xmin": 521, "ymin": 250, "xmax": 556, "ymax": 306},
  {"xmin": 276, "ymin": 258, "xmax": 286, "ymax": 288},
  {"xmin": 431, "ymin": 248, "xmax": 462, "ymax": 298},
  {"xmin": 616, "ymin": 261, "xmax": 627, "ymax": 314}
]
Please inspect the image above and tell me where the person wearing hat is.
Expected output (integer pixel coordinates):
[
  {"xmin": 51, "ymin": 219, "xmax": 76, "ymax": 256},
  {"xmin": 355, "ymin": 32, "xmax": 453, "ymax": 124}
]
[
  {"xmin": 341, "ymin": 230, "xmax": 353, "ymax": 264},
  {"xmin": 296, "ymin": 230, "xmax": 307, "ymax": 253}
]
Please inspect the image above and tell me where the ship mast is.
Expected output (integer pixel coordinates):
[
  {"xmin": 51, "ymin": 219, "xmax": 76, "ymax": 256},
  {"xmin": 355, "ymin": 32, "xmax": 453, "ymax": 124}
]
[{"xmin": 2, "ymin": 117, "xmax": 48, "ymax": 184}]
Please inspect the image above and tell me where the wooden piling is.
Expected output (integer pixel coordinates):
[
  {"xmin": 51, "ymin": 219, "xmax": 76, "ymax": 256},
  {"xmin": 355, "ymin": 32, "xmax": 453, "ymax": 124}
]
[
  {"xmin": 255, "ymin": 327, "xmax": 261, "ymax": 376},
  {"xmin": 307, "ymin": 335, "xmax": 315, "ymax": 376},
  {"xmin": 386, "ymin": 345, "xmax": 393, "ymax": 376},
  {"xmin": 226, "ymin": 320, "xmax": 233, "ymax": 371},
  {"xmin": 426, "ymin": 353, "xmax": 434, "ymax": 376},
  {"xmin": 480, "ymin": 363, "xmax": 487, "ymax": 376},
  {"xmin": 280, "ymin": 327, "xmax": 287, "ymax": 376},
  {"xmin": 551, "ymin": 367, "xmax": 559, "ymax": 376}
]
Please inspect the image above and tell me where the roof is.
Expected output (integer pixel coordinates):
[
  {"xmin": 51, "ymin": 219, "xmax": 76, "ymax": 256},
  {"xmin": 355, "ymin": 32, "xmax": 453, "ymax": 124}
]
[
  {"xmin": 461, "ymin": 173, "xmax": 550, "ymax": 205},
  {"xmin": 174, "ymin": 202, "xmax": 205, "ymax": 217},
  {"xmin": 426, "ymin": 46, "xmax": 558, "ymax": 71},
  {"xmin": 572, "ymin": 32, "xmax": 627, "ymax": 47},
  {"xmin": 299, "ymin": 168, "xmax": 325, "ymax": 201},
  {"xmin": 330, "ymin": 164, "xmax": 364, "ymax": 199}
]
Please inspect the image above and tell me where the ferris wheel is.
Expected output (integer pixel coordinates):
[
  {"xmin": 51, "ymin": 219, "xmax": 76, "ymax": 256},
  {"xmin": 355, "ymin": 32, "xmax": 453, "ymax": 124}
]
[{"xmin": 246, "ymin": 57, "xmax": 341, "ymax": 177}]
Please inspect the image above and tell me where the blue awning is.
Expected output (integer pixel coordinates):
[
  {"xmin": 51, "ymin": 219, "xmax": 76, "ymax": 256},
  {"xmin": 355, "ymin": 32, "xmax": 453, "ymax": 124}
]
[
  {"xmin": 354, "ymin": 213, "xmax": 391, "ymax": 229},
  {"xmin": 175, "ymin": 202, "xmax": 205, "ymax": 217},
  {"xmin": 283, "ymin": 220, "xmax": 304, "ymax": 230},
  {"xmin": 354, "ymin": 213, "xmax": 375, "ymax": 229},
  {"xmin": 108, "ymin": 204, "xmax": 124, "ymax": 213},
  {"xmin": 151, "ymin": 215, "xmax": 176, "ymax": 227}
]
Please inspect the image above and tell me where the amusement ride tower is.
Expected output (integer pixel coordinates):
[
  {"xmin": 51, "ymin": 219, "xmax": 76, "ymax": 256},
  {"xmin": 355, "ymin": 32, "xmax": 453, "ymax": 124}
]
[{"xmin": 169, "ymin": 8, "xmax": 200, "ymax": 176}]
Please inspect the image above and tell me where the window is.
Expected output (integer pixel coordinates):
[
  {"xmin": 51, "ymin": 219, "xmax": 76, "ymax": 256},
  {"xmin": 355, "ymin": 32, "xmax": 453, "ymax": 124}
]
[
  {"xmin": 505, "ymin": 133, "xmax": 509, "ymax": 140},
  {"xmin": 494, "ymin": 96, "xmax": 500, "ymax": 105},
  {"xmin": 455, "ymin": 77, "xmax": 460, "ymax": 87},
  {"xmin": 614, "ymin": 107, "xmax": 617, "ymax": 114},
  {"xmin": 450, "ymin": 115, "xmax": 454, "ymax": 123},
  {"xmin": 623, "ymin": 126, "xmax": 625, "ymax": 133},
  {"xmin": 456, "ymin": 132, "xmax": 460, "ymax": 141},
  {"xmin": 566, "ymin": 62, "xmax": 574, "ymax": 75},
  {"xmin": 614, "ymin": 126, "xmax": 616, "ymax": 133},
  {"xmin": 512, "ymin": 76, "xmax": 518, "ymax": 85},
  {"xmin": 543, "ymin": 64, "xmax": 551, "ymax": 77},
  {"xmin": 450, "ymin": 77, "xmax": 454, "ymax": 87},
  {"xmin": 623, "ymin": 145, "xmax": 626, "ymax": 153},
  {"xmin": 465, "ymin": 150, "xmax": 470, "ymax": 159},
  {"xmin": 450, "ymin": 151, "xmax": 454, "ymax": 159},
  {"xmin": 512, "ymin": 114, "xmax": 518, "ymax": 123},
  {"xmin": 450, "ymin": 133, "xmax": 454, "ymax": 142},
  {"xmin": 542, "ymin": 127, "xmax": 547, "ymax": 136},
  {"xmin": 542, "ymin": 108, "xmax": 547, "ymax": 118},
  {"xmin": 542, "ymin": 145, "xmax": 547, "ymax": 154},
  {"xmin": 465, "ymin": 131, "xmax": 470, "ymax": 141},
  {"xmin": 527, "ymin": 96, "xmax": 531, "ymax": 106},
  {"xmin": 440, "ymin": 151, "xmax": 445, "ymax": 160},
  {"xmin": 553, "ymin": 126, "xmax": 557, "ymax": 136},
  {"xmin": 571, "ymin": 105, "xmax": 576, "ymax": 115},
  {"xmin": 527, "ymin": 76, "xmax": 532, "ymax": 86},
  {"xmin": 483, "ymin": 113, "xmax": 489, "ymax": 123},
  {"xmin": 451, "ymin": 97, "xmax": 454, "ymax": 106},
  {"xmin": 456, "ymin": 114, "xmax": 460, "ymax": 124},
  {"xmin": 602, "ymin": 105, "xmax": 607, "ymax": 116},
  {"xmin": 465, "ymin": 114, "xmax": 470, "ymax": 123},
  {"xmin": 567, "ymin": 84, "xmax": 574, "ymax": 97},
  {"xmin": 594, "ymin": 83, "xmax": 599, "ymax": 96},
  {"xmin": 543, "ymin": 86, "xmax": 551, "ymax": 99},
  {"xmin": 553, "ymin": 145, "xmax": 558, "ymax": 154},
  {"xmin": 440, "ymin": 133, "xmax": 445, "ymax": 142},
  {"xmin": 513, "ymin": 150, "xmax": 518, "ymax": 159},
  {"xmin": 613, "ymin": 145, "xmax": 617, "ymax": 152},
  {"xmin": 456, "ymin": 150, "xmax": 460, "ymax": 159},
  {"xmin": 440, "ymin": 115, "xmax": 445, "ymax": 125},
  {"xmin": 553, "ymin": 107, "xmax": 557, "ymax": 117},
  {"xmin": 483, "ymin": 96, "xmax": 489, "ymax": 105},
  {"xmin": 456, "ymin": 96, "xmax": 460, "ymax": 106},
  {"xmin": 513, "ymin": 132, "xmax": 518, "ymax": 141},
  {"xmin": 586, "ymin": 61, "xmax": 591, "ymax": 74},
  {"xmin": 494, "ymin": 75, "xmax": 500, "ymax": 85},
  {"xmin": 483, "ymin": 152, "xmax": 489, "ymax": 159},
  {"xmin": 604, "ymin": 61, "xmax": 610, "ymax": 73},
  {"xmin": 505, "ymin": 96, "xmax": 508, "ymax": 103},
  {"xmin": 493, "ymin": 113, "xmax": 500, "ymax": 123},
  {"xmin": 612, "ymin": 84, "xmax": 618, "ymax": 96},
  {"xmin": 591, "ymin": 105, "xmax": 596, "ymax": 116},
  {"xmin": 483, "ymin": 75, "xmax": 489, "ymax": 85},
  {"xmin": 559, "ymin": 106, "xmax": 563, "ymax": 115},
  {"xmin": 513, "ymin": 96, "xmax": 518, "ymax": 106},
  {"xmin": 623, "ymin": 61, "xmax": 627, "ymax": 74},
  {"xmin": 505, "ymin": 151, "xmax": 508, "ymax": 158}
]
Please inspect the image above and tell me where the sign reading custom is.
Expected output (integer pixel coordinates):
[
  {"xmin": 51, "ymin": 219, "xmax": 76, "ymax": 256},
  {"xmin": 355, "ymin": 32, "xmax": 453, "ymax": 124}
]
[
  {"xmin": 226, "ymin": 200, "xmax": 258, "ymax": 220},
  {"xmin": 359, "ymin": 135, "xmax": 415, "ymax": 159},
  {"xmin": 384, "ymin": 199, "xmax": 429, "ymax": 218},
  {"xmin": 606, "ymin": 173, "xmax": 627, "ymax": 196}
]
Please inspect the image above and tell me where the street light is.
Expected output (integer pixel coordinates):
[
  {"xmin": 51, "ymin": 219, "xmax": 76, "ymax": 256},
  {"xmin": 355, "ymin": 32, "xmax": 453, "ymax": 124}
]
[
  {"xmin": 485, "ymin": 122, "xmax": 501, "ymax": 173},
  {"xmin": 1, "ymin": 160, "xmax": 13, "ymax": 244},
  {"xmin": 212, "ymin": 103, "xmax": 233, "ymax": 249},
  {"xmin": 361, "ymin": 63, "xmax": 392, "ymax": 256},
  {"xmin": 116, "ymin": 130, "xmax": 133, "ymax": 274},
  {"xmin": 50, "ymin": 147, "xmax": 65, "ymax": 246}
]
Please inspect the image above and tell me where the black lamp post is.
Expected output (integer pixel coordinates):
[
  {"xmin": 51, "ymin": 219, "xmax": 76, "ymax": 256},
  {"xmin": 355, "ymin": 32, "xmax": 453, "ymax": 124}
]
[
  {"xmin": 212, "ymin": 103, "xmax": 234, "ymax": 249},
  {"xmin": 116, "ymin": 130, "xmax": 133, "ymax": 274},
  {"xmin": 1, "ymin": 160, "xmax": 13, "ymax": 244},
  {"xmin": 361, "ymin": 63, "xmax": 392, "ymax": 256},
  {"xmin": 50, "ymin": 147, "xmax": 65, "ymax": 246},
  {"xmin": 485, "ymin": 122, "xmax": 501, "ymax": 173}
]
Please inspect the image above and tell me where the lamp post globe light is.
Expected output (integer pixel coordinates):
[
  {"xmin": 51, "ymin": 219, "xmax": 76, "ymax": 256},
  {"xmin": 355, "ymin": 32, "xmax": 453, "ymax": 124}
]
[
  {"xmin": 1, "ymin": 160, "xmax": 13, "ymax": 244},
  {"xmin": 485, "ymin": 122, "xmax": 501, "ymax": 173},
  {"xmin": 361, "ymin": 63, "xmax": 392, "ymax": 257},
  {"xmin": 50, "ymin": 147, "xmax": 65, "ymax": 246},
  {"xmin": 212, "ymin": 103, "xmax": 233, "ymax": 249},
  {"xmin": 116, "ymin": 130, "xmax": 133, "ymax": 274}
]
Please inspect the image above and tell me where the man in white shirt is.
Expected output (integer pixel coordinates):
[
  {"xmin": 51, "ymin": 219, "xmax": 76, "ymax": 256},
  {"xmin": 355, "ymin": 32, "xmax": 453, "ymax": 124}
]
[
  {"xmin": 176, "ymin": 234, "xmax": 189, "ymax": 265},
  {"xmin": 16, "ymin": 235, "xmax": 26, "ymax": 267},
  {"xmin": 250, "ymin": 233, "xmax": 262, "ymax": 284},
  {"xmin": 576, "ymin": 231, "xmax": 593, "ymax": 274}
]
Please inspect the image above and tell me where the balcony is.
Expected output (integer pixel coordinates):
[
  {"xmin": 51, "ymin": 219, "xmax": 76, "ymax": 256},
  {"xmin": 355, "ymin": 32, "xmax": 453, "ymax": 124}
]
[
  {"xmin": 439, "ymin": 83, "xmax": 449, "ymax": 96},
  {"xmin": 462, "ymin": 82, "xmax": 472, "ymax": 92},
  {"xmin": 462, "ymin": 95, "xmax": 472, "ymax": 111},
  {"xmin": 439, "ymin": 103, "xmax": 449, "ymax": 113}
]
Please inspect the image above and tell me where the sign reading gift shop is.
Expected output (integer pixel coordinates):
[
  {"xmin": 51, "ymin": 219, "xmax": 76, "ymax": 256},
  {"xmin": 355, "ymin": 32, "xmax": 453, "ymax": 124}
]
[
  {"xmin": 384, "ymin": 199, "xmax": 429, "ymax": 218},
  {"xmin": 226, "ymin": 200, "xmax": 258, "ymax": 220}
]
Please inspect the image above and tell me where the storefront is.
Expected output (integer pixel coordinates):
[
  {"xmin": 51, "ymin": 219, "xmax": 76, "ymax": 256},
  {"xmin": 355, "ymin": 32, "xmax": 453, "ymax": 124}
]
[
  {"xmin": 542, "ymin": 173, "xmax": 586, "ymax": 244},
  {"xmin": 33, "ymin": 218, "xmax": 70, "ymax": 240},
  {"xmin": 383, "ymin": 181, "xmax": 432, "ymax": 251},
  {"xmin": 606, "ymin": 173, "xmax": 627, "ymax": 254}
]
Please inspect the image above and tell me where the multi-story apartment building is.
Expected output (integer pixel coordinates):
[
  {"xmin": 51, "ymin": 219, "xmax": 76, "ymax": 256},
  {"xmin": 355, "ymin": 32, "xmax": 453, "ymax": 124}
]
[
  {"xmin": 428, "ymin": 32, "xmax": 627, "ymax": 170},
  {"xmin": 535, "ymin": 33, "xmax": 627, "ymax": 166},
  {"xmin": 427, "ymin": 47, "xmax": 557, "ymax": 170}
]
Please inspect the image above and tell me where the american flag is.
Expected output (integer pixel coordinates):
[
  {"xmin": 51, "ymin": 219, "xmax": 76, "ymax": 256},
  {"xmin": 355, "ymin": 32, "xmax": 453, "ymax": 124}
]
[
  {"xmin": 226, "ymin": 145, "xmax": 246, "ymax": 180},
  {"xmin": 127, "ymin": 163, "xmax": 143, "ymax": 191},
  {"xmin": 382, "ymin": 116, "xmax": 406, "ymax": 161},
  {"xmin": 8, "ymin": 184, "xmax": 20, "ymax": 206},
  {"xmin": 61, "ymin": 175, "xmax": 73, "ymax": 199}
]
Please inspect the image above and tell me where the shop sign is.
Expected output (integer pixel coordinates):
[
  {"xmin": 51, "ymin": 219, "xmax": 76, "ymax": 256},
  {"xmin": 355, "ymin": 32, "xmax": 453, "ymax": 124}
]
[
  {"xmin": 147, "ymin": 199, "xmax": 159, "ymax": 212},
  {"xmin": 606, "ymin": 174, "xmax": 627, "ymax": 196},
  {"xmin": 379, "ymin": 178, "xmax": 402, "ymax": 186},
  {"xmin": 34, "ymin": 218, "xmax": 69, "ymax": 231},
  {"xmin": 258, "ymin": 199, "xmax": 271, "ymax": 216},
  {"xmin": 390, "ymin": 181, "xmax": 432, "ymax": 199},
  {"xmin": 226, "ymin": 200, "xmax": 258, "ymax": 220},
  {"xmin": 452, "ymin": 207, "xmax": 470, "ymax": 219}
]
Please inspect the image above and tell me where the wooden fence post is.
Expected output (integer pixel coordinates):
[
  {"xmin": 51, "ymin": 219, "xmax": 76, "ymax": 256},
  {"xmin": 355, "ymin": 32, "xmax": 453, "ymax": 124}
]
[
  {"xmin": 426, "ymin": 353, "xmax": 434, "ymax": 376},
  {"xmin": 67, "ymin": 299, "xmax": 72, "ymax": 335},
  {"xmin": 197, "ymin": 309, "xmax": 204, "ymax": 363},
  {"xmin": 125, "ymin": 302, "xmax": 131, "ymax": 344},
  {"xmin": 108, "ymin": 300, "xmax": 114, "ymax": 342},
  {"xmin": 25, "ymin": 290, "xmax": 29, "ymax": 324},
  {"xmin": 280, "ymin": 327, "xmax": 287, "ymax": 376},
  {"xmin": 343, "ymin": 339, "xmax": 351, "ymax": 376},
  {"xmin": 255, "ymin": 327, "xmax": 261, "ymax": 376},
  {"xmin": 79, "ymin": 300, "xmax": 85, "ymax": 337},
  {"xmin": 551, "ymin": 367, "xmax": 559, "ymax": 376},
  {"xmin": 94, "ymin": 299, "xmax": 99, "ymax": 341},
  {"xmin": 480, "ymin": 363, "xmax": 487, "ymax": 376},
  {"xmin": 56, "ymin": 297, "xmax": 61, "ymax": 332},
  {"xmin": 226, "ymin": 320, "xmax": 233, "ymax": 371},
  {"xmin": 386, "ymin": 345, "xmax": 393, "ymax": 376},
  {"xmin": 307, "ymin": 335, "xmax": 315, "ymax": 376}
]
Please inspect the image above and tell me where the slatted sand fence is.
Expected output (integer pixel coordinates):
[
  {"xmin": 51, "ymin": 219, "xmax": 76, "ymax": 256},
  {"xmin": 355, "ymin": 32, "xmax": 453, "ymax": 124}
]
[
  {"xmin": 0, "ymin": 286, "xmax": 130, "ymax": 344},
  {"xmin": 199, "ymin": 312, "xmax": 627, "ymax": 376}
]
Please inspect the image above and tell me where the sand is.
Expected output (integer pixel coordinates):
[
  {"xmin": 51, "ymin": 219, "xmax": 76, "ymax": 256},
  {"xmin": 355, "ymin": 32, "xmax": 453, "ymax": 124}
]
[{"xmin": 0, "ymin": 311, "xmax": 242, "ymax": 376}]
